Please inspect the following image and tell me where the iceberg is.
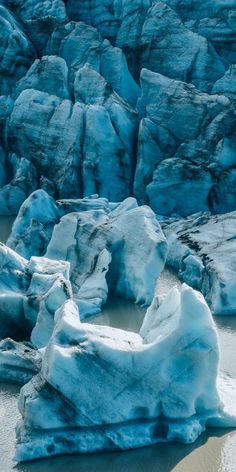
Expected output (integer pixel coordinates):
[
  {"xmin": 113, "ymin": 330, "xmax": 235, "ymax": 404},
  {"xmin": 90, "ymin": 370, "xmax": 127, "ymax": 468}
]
[
  {"xmin": 0, "ymin": 0, "xmax": 234, "ymax": 465},
  {"xmin": 0, "ymin": 242, "xmax": 72, "ymax": 346},
  {"xmin": 0, "ymin": 338, "xmax": 41, "ymax": 384},
  {"xmin": 46, "ymin": 201, "xmax": 167, "ymax": 309},
  {"xmin": 7, "ymin": 189, "xmax": 60, "ymax": 259},
  {"xmin": 15, "ymin": 285, "xmax": 236, "ymax": 462},
  {"xmin": 7, "ymin": 191, "xmax": 167, "ymax": 323},
  {"xmin": 164, "ymin": 211, "xmax": 236, "ymax": 315},
  {"xmin": 2, "ymin": 192, "xmax": 167, "ymax": 346}
]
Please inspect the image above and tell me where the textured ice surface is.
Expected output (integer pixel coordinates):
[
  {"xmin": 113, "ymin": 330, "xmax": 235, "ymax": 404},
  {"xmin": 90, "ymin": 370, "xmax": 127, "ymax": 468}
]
[
  {"xmin": 1, "ymin": 0, "xmax": 67, "ymax": 51},
  {"xmin": 7, "ymin": 192, "xmax": 167, "ymax": 324},
  {"xmin": 46, "ymin": 202, "xmax": 167, "ymax": 308},
  {"xmin": 0, "ymin": 338, "xmax": 41, "ymax": 384},
  {"xmin": 0, "ymin": 0, "xmax": 236, "ymax": 216},
  {"xmin": 0, "ymin": 242, "xmax": 72, "ymax": 345},
  {"xmin": 46, "ymin": 21, "xmax": 140, "ymax": 106},
  {"xmin": 15, "ymin": 285, "xmax": 236, "ymax": 461},
  {"xmin": 164, "ymin": 211, "xmax": 236, "ymax": 315},
  {"xmin": 66, "ymin": 0, "xmax": 227, "ymax": 88},
  {"xmin": 7, "ymin": 190, "xmax": 60, "ymax": 259},
  {"xmin": 0, "ymin": 156, "xmax": 38, "ymax": 216},
  {"xmin": 7, "ymin": 62, "xmax": 138, "ymax": 204},
  {"xmin": 135, "ymin": 69, "xmax": 236, "ymax": 216},
  {"xmin": 0, "ymin": 5, "xmax": 35, "ymax": 95}
]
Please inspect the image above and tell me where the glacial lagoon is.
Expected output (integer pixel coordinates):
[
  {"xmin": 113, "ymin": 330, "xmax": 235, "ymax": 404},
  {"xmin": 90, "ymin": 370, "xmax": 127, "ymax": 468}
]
[{"xmin": 0, "ymin": 219, "xmax": 236, "ymax": 472}]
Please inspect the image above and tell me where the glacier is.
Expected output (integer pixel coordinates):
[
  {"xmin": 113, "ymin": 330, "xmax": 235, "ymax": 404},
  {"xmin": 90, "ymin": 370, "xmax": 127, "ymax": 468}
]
[
  {"xmin": 15, "ymin": 285, "xmax": 236, "ymax": 462},
  {"xmin": 0, "ymin": 0, "xmax": 235, "ymax": 216},
  {"xmin": 135, "ymin": 69, "xmax": 236, "ymax": 216}
]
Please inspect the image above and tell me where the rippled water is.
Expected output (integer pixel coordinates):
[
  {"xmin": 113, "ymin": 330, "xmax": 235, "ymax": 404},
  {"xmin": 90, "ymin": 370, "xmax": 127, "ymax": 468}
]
[{"xmin": 0, "ymin": 220, "xmax": 236, "ymax": 472}]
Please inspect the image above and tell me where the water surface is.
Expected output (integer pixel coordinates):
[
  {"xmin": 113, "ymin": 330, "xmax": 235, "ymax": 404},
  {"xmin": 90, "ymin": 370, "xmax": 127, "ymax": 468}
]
[{"xmin": 0, "ymin": 216, "xmax": 15, "ymax": 244}]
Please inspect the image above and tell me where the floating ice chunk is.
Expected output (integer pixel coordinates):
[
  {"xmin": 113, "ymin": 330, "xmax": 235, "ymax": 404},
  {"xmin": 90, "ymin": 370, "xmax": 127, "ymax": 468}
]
[
  {"xmin": 0, "ymin": 338, "xmax": 41, "ymax": 384},
  {"xmin": 46, "ymin": 202, "xmax": 167, "ymax": 315},
  {"xmin": 164, "ymin": 211, "xmax": 236, "ymax": 315},
  {"xmin": 0, "ymin": 243, "xmax": 72, "ymax": 345},
  {"xmin": 46, "ymin": 210, "xmax": 111, "ymax": 317},
  {"xmin": 15, "ymin": 285, "xmax": 236, "ymax": 462},
  {"xmin": 6, "ymin": 192, "xmax": 167, "ymax": 322},
  {"xmin": 108, "ymin": 205, "xmax": 167, "ymax": 305}
]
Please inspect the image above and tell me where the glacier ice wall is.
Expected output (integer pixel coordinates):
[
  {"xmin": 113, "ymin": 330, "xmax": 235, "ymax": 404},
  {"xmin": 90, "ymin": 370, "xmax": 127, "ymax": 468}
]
[{"xmin": 0, "ymin": 0, "xmax": 235, "ymax": 216}]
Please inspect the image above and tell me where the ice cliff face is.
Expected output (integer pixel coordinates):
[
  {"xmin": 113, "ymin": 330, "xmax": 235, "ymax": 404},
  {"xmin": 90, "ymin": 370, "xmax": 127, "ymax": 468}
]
[
  {"xmin": 65, "ymin": 0, "xmax": 228, "ymax": 88},
  {"xmin": 135, "ymin": 70, "xmax": 236, "ymax": 216},
  {"xmin": 0, "ymin": 0, "xmax": 235, "ymax": 216}
]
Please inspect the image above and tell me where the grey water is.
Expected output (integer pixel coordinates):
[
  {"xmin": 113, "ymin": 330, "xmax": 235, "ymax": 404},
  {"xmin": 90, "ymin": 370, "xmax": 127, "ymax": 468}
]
[
  {"xmin": 0, "ymin": 220, "xmax": 236, "ymax": 472},
  {"xmin": 0, "ymin": 216, "xmax": 15, "ymax": 244}
]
